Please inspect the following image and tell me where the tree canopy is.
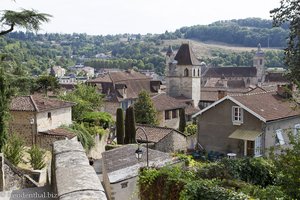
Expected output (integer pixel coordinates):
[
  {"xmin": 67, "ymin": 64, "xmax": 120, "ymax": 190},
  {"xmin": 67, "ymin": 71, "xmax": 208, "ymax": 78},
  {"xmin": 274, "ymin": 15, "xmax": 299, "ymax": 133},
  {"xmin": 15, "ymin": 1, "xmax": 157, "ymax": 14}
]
[
  {"xmin": 270, "ymin": 0, "xmax": 300, "ymax": 81},
  {"xmin": 134, "ymin": 90, "xmax": 158, "ymax": 125},
  {"xmin": 0, "ymin": 9, "xmax": 51, "ymax": 36}
]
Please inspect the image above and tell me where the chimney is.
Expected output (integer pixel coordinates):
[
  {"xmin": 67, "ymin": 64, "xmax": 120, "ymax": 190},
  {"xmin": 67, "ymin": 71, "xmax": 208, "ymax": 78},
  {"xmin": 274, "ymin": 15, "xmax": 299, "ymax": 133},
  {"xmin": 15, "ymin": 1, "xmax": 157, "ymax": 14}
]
[
  {"xmin": 218, "ymin": 90, "xmax": 227, "ymax": 100},
  {"xmin": 0, "ymin": 153, "xmax": 5, "ymax": 191}
]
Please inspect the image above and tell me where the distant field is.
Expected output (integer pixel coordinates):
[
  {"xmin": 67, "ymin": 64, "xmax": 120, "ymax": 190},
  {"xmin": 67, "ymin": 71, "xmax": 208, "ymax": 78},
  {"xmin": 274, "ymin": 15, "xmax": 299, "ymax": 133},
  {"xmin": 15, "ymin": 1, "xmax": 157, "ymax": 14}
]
[{"xmin": 160, "ymin": 39, "xmax": 283, "ymax": 59}]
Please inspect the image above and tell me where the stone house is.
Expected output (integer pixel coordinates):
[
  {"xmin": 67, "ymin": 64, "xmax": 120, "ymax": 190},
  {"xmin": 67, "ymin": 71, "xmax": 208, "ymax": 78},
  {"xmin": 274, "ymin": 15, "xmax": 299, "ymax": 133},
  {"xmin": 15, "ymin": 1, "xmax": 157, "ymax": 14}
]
[
  {"xmin": 193, "ymin": 84, "xmax": 300, "ymax": 157},
  {"xmin": 151, "ymin": 93, "xmax": 187, "ymax": 129},
  {"xmin": 136, "ymin": 124, "xmax": 187, "ymax": 152},
  {"xmin": 101, "ymin": 145, "xmax": 174, "ymax": 200},
  {"xmin": 9, "ymin": 95, "xmax": 76, "ymax": 147},
  {"xmin": 87, "ymin": 70, "xmax": 162, "ymax": 117}
]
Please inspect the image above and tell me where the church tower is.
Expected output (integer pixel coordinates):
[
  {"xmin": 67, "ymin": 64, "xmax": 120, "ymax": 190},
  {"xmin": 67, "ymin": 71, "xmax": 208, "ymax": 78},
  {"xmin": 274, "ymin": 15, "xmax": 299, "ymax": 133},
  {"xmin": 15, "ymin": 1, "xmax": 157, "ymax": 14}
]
[
  {"xmin": 165, "ymin": 43, "xmax": 201, "ymax": 107},
  {"xmin": 253, "ymin": 43, "xmax": 265, "ymax": 83}
]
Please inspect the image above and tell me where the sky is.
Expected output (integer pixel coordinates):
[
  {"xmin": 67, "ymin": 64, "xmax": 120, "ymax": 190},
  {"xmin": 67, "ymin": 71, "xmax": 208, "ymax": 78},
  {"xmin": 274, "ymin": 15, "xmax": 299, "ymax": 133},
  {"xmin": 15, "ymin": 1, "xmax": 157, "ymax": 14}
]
[{"xmin": 2, "ymin": 0, "xmax": 282, "ymax": 35}]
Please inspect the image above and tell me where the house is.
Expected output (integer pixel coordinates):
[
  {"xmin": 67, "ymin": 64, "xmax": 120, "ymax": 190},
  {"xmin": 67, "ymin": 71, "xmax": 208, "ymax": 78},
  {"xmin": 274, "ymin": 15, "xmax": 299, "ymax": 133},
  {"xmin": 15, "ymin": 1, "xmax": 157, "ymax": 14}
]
[
  {"xmin": 192, "ymin": 84, "xmax": 300, "ymax": 157},
  {"xmin": 101, "ymin": 145, "xmax": 174, "ymax": 200},
  {"xmin": 151, "ymin": 93, "xmax": 187, "ymax": 129},
  {"xmin": 9, "ymin": 95, "xmax": 76, "ymax": 148},
  {"xmin": 136, "ymin": 124, "xmax": 188, "ymax": 152},
  {"xmin": 87, "ymin": 70, "xmax": 162, "ymax": 116},
  {"xmin": 49, "ymin": 66, "xmax": 66, "ymax": 78}
]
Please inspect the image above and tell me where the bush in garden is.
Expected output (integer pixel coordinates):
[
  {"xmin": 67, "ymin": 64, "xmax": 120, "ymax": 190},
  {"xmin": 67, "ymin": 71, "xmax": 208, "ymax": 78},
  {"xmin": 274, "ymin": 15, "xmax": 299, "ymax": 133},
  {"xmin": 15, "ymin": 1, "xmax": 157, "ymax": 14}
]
[
  {"xmin": 28, "ymin": 145, "xmax": 46, "ymax": 170},
  {"xmin": 3, "ymin": 134, "xmax": 24, "ymax": 166}
]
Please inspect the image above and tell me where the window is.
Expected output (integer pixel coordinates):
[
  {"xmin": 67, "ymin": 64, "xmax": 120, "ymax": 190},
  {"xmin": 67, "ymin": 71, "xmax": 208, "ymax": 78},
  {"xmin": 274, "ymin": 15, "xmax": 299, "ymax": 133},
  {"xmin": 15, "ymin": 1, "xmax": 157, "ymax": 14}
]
[
  {"xmin": 47, "ymin": 112, "xmax": 52, "ymax": 119},
  {"xmin": 172, "ymin": 110, "xmax": 177, "ymax": 118},
  {"xmin": 232, "ymin": 106, "xmax": 243, "ymax": 124},
  {"xmin": 294, "ymin": 124, "xmax": 300, "ymax": 136},
  {"xmin": 254, "ymin": 134, "xmax": 262, "ymax": 157},
  {"xmin": 259, "ymin": 59, "xmax": 263, "ymax": 65},
  {"xmin": 193, "ymin": 69, "xmax": 196, "ymax": 77},
  {"xmin": 165, "ymin": 110, "xmax": 170, "ymax": 120},
  {"xmin": 121, "ymin": 182, "xmax": 128, "ymax": 188},
  {"xmin": 275, "ymin": 129, "xmax": 285, "ymax": 145},
  {"xmin": 184, "ymin": 68, "xmax": 189, "ymax": 77},
  {"xmin": 198, "ymin": 69, "xmax": 200, "ymax": 77}
]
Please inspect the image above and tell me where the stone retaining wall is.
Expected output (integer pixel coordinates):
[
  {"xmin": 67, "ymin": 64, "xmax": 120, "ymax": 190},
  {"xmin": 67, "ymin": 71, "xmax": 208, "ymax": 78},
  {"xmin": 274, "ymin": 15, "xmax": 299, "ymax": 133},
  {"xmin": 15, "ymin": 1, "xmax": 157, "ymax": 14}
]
[{"xmin": 52, "ymin": 140, "xmax": 107, "ymax": 200}]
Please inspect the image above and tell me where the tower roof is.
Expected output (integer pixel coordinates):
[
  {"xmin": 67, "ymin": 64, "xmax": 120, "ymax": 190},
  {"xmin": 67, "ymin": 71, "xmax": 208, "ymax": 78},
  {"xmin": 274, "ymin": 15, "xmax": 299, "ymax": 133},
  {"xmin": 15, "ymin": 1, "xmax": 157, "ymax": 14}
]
[
  {"xmin": 174, "ymin": 43, "xmax": 201, "ymax": 66},
  {"xmin": 166, "ymin": 45, "xmax": 174, "ymax": 56},
  {"xmin": 255, "ymin": 43, "xmax": 265, "ymax": 56}
]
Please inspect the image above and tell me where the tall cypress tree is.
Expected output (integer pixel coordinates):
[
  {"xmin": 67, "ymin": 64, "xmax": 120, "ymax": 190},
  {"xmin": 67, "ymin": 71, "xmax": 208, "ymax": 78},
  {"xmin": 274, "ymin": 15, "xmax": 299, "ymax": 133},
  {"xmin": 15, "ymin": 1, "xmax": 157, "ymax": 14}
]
[
  {"xmin": 116, "ymin": 108, "xmax": 124, "ymax": 144},
  {"xmin": 178, "ymin": 108, "xmax": 186, "ymax": 133},
  {"xmin": 124, "ymin": 106, "xmax": 136, "ymax": 144}
]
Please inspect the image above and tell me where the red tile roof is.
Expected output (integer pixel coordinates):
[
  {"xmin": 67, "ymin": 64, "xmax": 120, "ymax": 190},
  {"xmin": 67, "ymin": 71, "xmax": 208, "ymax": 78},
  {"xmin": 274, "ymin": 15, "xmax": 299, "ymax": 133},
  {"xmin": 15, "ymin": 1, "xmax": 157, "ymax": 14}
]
[
  {"xmin": 152, "ymin": 93, "xmax": 186, "ymax": 111},
  {"xmin": 232, "ymin": 91, "xmax": 300, "ymax": 121},
  {"xmin": 38, "ymin": 128, "xmax": 76, "ymax": 139},
  {"xmin": 204, "ymin": 67, "xmax": 257, "ymax": 78},
  {"xmin": 136, "ymin": 124, "xmax": 186, "ymax": 143},
  {"xmin": 10, "ymin": 95, "xmax": 75, "ymax": 112}
]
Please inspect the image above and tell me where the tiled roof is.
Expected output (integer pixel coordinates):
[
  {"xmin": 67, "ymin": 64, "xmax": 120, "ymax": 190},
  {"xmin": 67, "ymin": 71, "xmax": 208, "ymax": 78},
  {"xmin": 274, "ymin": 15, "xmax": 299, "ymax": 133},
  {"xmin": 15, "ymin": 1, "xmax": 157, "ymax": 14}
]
[
  {"xmin": 200, "ymin": 87, "xmax": 248, "ymax": 102},
  {"xmin": 87, "ymin": 74, "xmax": 112, "ymax": 83},
  {"xmin": 232, "ymin": 91, "xmax": 300, "ymax": 121},
  {"xmin": 102, "ymin": 144, "xmax": 172, "ymax": 175},
  {"xmin": 38, "ymin": 128, "xmax": 76, "ymax": 139},
  {"xmin": 110, "ymin": 70, "xmax": 150, "ymax": 82},
  {"xmin": 174, "ymin": 43, "xmax": 201, "ymax": 66},
  {"xmin": 185, "ymin": 105, "xmax": 200, "ymax": 115},
  {"xmin": 152, "ymin": 93, "xmax": 186, "ymax": 111},
  {"xmin": 136, "ymin": 124, "xmax": 186, "ymax": 143},
  {"xmin": 265, "ymin": 72, "xmax": 288, "ymax": 83},
  {"xmin": 204, "ymin": 67, "xmax": 257, "ymax": 78},
  {"xmin": 10, "ymin": 95, "xmax": 75, "ymax": 112}
]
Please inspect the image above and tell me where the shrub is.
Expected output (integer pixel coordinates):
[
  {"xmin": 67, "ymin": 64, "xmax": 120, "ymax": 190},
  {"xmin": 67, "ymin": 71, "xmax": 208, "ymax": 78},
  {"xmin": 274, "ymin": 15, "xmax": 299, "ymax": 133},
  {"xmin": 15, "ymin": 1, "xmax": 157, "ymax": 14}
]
[
  {"xmin": 82, "ymin": 111, "xmax": 114, "ymax": 129},
  {"xmin": 180, "ymin": 179, "xmax": 249, "ymax": 200},
  {"xmin": 28, "ymin": 145, "xmax": 46, "ymax": 170},
  {"xmin": 3, "ymin": 134, "xmax": 24, "ymax": 166},
  {"xmin": 184, "ymin": 124, "xmax": 197, "ymax": 136},
  {"xmin": 238, "ymin": 184, "xmax": 288, "ymax": 200}
]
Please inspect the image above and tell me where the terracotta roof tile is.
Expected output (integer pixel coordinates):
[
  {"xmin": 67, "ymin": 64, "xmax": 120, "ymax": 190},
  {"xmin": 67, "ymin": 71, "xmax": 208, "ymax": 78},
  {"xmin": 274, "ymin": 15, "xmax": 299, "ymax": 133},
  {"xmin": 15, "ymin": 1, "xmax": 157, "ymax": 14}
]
[
  {"xmin": 152, "ymin": 93, "xmax": 186, "ymax": 111},
  {"xmin": 10, "ymin": 95, "xmax": 75, "ymax": 112},
  {"xmin": 136, "ymin": 124, "xmax": 185, "ymax": 143},
  {"xmin": 204, "ymin": 67, "xmax": 257, "ymax": 78},
  {"xmin": 38, "ymin": 128, "xmax": 76, "ymax": 139},
  {"xmin": 232, "ymin": 92, "xmax": 300, "ymax": 121}
]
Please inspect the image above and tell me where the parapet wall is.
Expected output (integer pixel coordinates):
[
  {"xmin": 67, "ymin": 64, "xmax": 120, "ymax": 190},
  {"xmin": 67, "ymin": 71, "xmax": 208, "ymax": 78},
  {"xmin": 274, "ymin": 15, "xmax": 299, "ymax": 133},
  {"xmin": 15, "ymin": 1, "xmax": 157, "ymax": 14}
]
[{"xmin": 52, "ymin": 140, "xmax": 107, "ymax": 200}]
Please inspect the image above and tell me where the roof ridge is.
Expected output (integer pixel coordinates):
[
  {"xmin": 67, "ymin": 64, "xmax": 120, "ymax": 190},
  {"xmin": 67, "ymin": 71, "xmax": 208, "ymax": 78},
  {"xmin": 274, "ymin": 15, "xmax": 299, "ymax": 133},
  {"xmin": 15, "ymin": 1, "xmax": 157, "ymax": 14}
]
[
  {"xmin": 29, "ymin": 95, "xmax": 39, "ymax": 112},
  {"xmin": 230, "ymin": 90, "xmax": 276, "ymax": 97}
]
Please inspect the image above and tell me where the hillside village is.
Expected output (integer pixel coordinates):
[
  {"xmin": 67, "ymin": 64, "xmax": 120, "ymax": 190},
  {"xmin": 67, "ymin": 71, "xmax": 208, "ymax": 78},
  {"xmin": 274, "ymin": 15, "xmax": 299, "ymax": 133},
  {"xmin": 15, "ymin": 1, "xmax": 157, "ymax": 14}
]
[{"xmin": 0, "ymin": 37, "xmax": 299, "ymax": 200}]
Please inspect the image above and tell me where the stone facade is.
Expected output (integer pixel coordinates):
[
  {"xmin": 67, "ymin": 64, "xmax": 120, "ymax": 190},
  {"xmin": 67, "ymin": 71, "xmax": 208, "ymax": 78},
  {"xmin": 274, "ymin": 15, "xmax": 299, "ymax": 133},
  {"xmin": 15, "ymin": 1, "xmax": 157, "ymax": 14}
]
[
  {"xmin": 9, "ymin": 107, "xmax": 73, "ymax": 147},
  {"xmin": 157, "ymin": 109, "xmax": 180, "ymax": 129}
]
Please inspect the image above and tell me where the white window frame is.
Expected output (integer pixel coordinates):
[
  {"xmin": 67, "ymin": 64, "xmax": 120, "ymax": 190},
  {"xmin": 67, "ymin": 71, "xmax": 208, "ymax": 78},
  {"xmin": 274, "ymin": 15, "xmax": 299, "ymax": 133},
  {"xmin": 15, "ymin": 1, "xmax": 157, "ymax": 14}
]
[
  {"xmin": 294, "ymin": 124, "xmax": 300, "ymax": 136},
  {"xmin": 254, "ymin": 134, "xmax": 262, "ymax": 157},
  {"xmin": 232, "ymin": 106, "xmax": 243, "ymax": 125},
  {"xmin": 275, "ymin": 129, "xmax": 285, "ymax": 145}
]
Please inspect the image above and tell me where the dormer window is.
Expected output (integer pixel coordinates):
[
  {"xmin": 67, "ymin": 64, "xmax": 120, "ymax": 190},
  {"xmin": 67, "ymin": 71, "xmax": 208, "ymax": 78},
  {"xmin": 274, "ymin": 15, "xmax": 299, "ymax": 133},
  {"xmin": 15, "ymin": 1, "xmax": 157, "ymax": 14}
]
[
  {"xmin": 184, "ymin": 68, "xmax": 189, "ymax": 77},
  {"xmin": 232, "ymin": 106, "xmax": 243, "ymax": 125}
]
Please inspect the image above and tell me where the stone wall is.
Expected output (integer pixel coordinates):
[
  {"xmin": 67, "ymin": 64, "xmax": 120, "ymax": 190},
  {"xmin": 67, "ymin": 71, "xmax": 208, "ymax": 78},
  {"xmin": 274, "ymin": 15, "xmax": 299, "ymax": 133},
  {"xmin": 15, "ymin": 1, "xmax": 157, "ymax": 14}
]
[
  {"xmin": 155, "ymin": 131, "xmax": 186, "ymax": 152},
  {"xmin": 52, "ymin": 140, "xmax": 107, "ymax": 200},
  {"xmin": 36, "ymin": 134, "xmax": 69, "ymax": 151},
  {"xmin": 9, "ymin": 111, "xmax": 36, "ymax": 146}
]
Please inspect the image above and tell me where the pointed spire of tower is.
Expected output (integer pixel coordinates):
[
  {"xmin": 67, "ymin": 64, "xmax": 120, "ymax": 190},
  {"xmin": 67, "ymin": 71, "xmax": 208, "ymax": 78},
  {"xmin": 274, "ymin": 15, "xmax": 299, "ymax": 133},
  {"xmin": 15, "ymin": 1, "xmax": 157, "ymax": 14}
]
[{"xmin": 166, "ymin": 45, "xmax": 174, "ymax": 57}]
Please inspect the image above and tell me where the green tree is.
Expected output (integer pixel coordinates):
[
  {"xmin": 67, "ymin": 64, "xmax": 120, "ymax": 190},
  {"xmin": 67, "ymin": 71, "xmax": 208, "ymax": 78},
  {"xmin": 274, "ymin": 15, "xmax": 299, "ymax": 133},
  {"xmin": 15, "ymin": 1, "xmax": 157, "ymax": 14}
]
[
  {"xmin": 116, "ymin": 108, "xmax": 125, "ymax": 144},
  {"xmin": 59, "ymin": 84, "xmax": 103, "ymax": 121},
  {"xmin": 81, "ymin": 111, "xmax": 114, "ymax": 129},
  {"xmin": 0, "ymin": 68, "xmax": 11, "ymax": 152},
  {"xmin": 124, "ymin": 106, "xmax": 136, "ymax": 144},
  {"xmin": 184, "ymin": 124, "xmax": 197, "ymax": 136},
  {"xmin": 0, "ymin": 9, "xmax": 51, "ymax": 36},
  {"xmin": 272, "ymin": 133, "xmax": 300, "ymax": 199},
  {"xmin": 3, "ymin": 134, "xmax": 24, "ymax": 165},
  {"xmin": 28, "ymin": 145, "xmax": 46, "ymax": 170},
  {"xmin": 35, "ymin": 75, "xmax": 60, "ymax": 96},
  {"xmin": 270, "ymin": 0, "xmax": 300, "ymax": 81},
  {"xmin": 179, "ymin": 108, "xmax": 186, "ymax": 132},
  {"xmin": 134, "ymin": 90, "xmax": 158, "ymax": 125}
]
